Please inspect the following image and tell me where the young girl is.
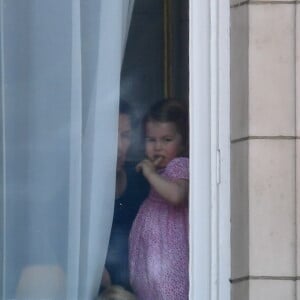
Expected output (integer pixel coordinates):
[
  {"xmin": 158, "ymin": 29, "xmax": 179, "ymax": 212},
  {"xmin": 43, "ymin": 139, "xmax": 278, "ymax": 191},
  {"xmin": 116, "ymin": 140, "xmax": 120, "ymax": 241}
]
[{"xmin": 129, "ymin": 100, "xmax": 189, "ymax": 300}]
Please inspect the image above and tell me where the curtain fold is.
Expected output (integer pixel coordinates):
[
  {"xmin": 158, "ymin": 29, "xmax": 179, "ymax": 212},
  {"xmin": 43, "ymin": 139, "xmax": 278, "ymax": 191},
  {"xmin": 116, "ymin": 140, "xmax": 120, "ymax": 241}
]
[{"xmin": 0, "ymin": 1, "xmax": 134, "ymax": 299}]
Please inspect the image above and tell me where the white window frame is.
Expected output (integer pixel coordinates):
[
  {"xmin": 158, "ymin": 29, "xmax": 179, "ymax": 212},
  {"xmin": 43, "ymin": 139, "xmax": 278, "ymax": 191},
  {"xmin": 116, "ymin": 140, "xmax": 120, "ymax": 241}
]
[{"xmin": 189, "ymin": 1, "xmax": 230, "ymax": 300}]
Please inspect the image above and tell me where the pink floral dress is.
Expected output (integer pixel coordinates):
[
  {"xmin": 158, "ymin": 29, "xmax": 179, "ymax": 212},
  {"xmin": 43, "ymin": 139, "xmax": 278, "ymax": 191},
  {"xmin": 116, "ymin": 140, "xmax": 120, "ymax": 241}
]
[{"xmin": 129, "ymin": 157, "xmax": 189, "ymax": 300}]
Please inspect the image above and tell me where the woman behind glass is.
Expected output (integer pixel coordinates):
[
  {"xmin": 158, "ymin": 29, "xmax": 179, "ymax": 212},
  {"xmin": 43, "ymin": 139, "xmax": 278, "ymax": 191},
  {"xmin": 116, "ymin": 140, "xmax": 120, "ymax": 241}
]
[{"xmin": 101, "ymin": 101, "xmax": 149, "ymax": 291}]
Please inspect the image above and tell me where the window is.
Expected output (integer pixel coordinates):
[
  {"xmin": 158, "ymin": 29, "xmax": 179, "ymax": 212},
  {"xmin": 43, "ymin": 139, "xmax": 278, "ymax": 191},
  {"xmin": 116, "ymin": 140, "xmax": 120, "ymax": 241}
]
[
  {"xmin": 120, "ymin": 0, "xmax": 231, "ymax": 298},
  {"xmin": 0, "ymin": 0, "xmax": 230, "ymax": 298},
  {"xmin": 189, "ymin": 0, "xmax": 230, "ymax": 299}
]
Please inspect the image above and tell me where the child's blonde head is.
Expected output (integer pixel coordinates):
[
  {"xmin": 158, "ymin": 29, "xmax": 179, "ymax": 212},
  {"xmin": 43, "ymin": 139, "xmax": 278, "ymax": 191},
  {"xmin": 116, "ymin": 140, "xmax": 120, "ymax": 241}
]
[{"xmin": 98, "ymin": 285, "xmax": 136, "ymax": 300}]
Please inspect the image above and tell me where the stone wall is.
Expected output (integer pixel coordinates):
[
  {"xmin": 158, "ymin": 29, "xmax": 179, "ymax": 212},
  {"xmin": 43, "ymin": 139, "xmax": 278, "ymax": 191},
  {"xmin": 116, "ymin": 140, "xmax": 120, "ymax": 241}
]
[{"xmin": 230, "ymin": 1, "xmax": 299, "ymax": 299}]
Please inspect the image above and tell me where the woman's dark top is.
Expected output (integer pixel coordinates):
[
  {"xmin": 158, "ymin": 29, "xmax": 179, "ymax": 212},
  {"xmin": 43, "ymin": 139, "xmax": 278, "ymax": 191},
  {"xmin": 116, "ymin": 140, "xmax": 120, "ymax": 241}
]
[{"xmin": 105, "ymin": 161, "xmax": 149, "ymax": 290}]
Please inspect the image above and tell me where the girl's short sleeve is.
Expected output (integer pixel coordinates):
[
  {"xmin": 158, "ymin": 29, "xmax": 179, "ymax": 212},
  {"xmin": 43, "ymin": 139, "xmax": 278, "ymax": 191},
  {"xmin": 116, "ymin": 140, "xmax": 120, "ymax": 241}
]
[{"xmin": 164, "ymin": 157, "xmax": 189, "ymax": 180}]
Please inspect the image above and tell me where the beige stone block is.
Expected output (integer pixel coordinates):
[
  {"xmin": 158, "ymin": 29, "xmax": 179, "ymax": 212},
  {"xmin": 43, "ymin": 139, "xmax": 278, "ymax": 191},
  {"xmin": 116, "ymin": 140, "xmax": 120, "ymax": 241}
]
[
  {"xmin": 297, "ymin": 3, "xmax": 300, "ymax": 137},
  {"xmin": 231, "ymin": 141, "xmax": 249, "ymax": 279},
  {"xmin": 250, "ymin": 0, "xmax": 296, "ymax": 2},
  {"xmin": 249, "ymin": 5, "xmax": 296, "ymax": 136},
  {"xmin": 231, "ymin": 0, "xmax": 296, "ymax": 6},
  {"xmin": 231, "ymin": 280, "xmax": 249, "ymax": 300},
  {"xmin": 297, "ymin": 280, "xmax": 300, "ymax": 300},
  {"xmin": 297, "ymin": 140, "xmax": 300, "ymax": 276},
  {"xmin": 249, "ymin": 139, "xmax": 296, "ymax": 276},
  {"xmin": 231, "ymin": 4, "xmax": 249, "ymax": 140},
  {"xmin": 250, "ymin": 279, "xmax": 296, "ymax": 300},
  {"xmin": 296, "ymin": 8, "xmax": 300, "ymax": 282}
]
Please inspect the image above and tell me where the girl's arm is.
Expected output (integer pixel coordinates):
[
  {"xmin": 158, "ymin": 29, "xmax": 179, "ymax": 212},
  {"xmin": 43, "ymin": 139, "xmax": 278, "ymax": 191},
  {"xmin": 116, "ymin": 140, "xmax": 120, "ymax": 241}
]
[{"xmin": 136, "ymin": 159, "xmax": 188, "ymax": 206}]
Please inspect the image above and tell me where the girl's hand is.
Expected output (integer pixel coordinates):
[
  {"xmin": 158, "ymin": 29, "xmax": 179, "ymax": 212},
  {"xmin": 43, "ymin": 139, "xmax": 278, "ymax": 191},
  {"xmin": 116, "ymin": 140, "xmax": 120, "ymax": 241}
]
[
  {"xmin": 136, "ymin": 157, "xmax": 162, "ymax": 178},
  {"xmin": 137, "ymin": 156, "xmax": 188, "ymax": 206}
]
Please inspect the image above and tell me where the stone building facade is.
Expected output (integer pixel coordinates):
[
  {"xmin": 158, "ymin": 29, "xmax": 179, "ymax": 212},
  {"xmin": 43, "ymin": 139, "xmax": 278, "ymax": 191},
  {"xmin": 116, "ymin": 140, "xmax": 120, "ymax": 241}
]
[{"xmin": 231, "ymin": 1, "xmax": 299, "ymax": 299}]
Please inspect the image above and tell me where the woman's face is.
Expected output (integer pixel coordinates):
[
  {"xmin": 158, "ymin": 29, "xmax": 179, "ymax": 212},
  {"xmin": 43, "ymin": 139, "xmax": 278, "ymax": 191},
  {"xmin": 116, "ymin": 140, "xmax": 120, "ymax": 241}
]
[{"xmin": 117, "ymin": 113, "xmax": 131, "ymax": 171}]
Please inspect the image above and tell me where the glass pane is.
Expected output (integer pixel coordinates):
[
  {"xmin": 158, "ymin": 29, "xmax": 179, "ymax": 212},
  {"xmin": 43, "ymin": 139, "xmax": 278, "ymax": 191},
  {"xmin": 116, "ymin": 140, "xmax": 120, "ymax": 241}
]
[{"xmin": 100, "ymin": 1, "xmax": 190, "ymax": 299}]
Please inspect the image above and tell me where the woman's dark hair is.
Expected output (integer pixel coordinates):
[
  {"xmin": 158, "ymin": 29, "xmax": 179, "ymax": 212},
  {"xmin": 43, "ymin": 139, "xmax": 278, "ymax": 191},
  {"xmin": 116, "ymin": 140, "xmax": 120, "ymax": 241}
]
[
  {"xmin": 119, "ymin": 99, "xmax": 132, "ymax": 116},
  {"xmin": 143, "ymin": 99, "xmax": 189, "ymax": 154},
  {"xmin": 119, "ymin": 99, "xmax": 141, "ymax": 129}
]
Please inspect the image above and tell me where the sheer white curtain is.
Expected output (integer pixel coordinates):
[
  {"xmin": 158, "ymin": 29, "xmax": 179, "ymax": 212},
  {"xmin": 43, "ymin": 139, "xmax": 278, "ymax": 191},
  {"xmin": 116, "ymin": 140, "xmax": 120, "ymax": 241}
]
[{"xmin": 0, "ymin": 1, "xmax": 134, "ymax": 299}]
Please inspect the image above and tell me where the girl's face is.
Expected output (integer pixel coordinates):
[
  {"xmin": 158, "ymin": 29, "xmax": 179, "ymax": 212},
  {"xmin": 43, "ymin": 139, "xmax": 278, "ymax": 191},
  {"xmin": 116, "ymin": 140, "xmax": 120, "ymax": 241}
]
[{"xmin": 145, "ymin": 121, "xmax": 184, "ymax": 168}]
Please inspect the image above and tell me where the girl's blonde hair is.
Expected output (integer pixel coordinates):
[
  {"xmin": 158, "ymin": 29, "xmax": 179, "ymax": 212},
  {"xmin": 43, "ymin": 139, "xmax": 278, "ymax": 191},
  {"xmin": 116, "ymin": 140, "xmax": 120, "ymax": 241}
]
[{"xmin": 98, "ymin": 285, "xmax": 136, "ymax": 300}]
